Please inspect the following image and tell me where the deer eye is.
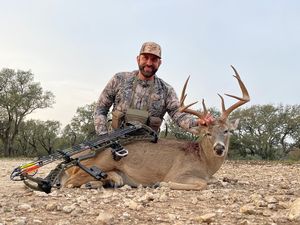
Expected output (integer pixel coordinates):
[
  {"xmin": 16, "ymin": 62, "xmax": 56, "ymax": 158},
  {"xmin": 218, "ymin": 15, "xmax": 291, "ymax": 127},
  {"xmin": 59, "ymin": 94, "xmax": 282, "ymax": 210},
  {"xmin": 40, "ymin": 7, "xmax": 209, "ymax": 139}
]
[
  {"xmin": 224, "ymin": 130, "xmax": 229, "ymax": 134},
  {"xmin": 205, "ymin": 132, "xmax": 212, "ymax": 137}
]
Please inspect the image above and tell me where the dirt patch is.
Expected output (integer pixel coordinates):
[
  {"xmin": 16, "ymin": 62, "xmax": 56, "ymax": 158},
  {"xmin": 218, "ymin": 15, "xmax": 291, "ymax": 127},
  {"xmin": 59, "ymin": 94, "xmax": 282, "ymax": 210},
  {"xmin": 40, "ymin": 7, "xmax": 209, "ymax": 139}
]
[{"xmin": 1, "ymin": 159, "xmax": 300, "ymax": 225}]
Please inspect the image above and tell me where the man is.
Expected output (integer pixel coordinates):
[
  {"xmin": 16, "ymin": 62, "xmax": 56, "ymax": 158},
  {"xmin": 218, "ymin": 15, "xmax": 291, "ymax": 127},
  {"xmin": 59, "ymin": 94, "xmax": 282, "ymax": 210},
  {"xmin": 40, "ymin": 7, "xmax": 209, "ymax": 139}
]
[{"xmin": 94, "ymin": 42, "xmax": 213, "ymax": 135}]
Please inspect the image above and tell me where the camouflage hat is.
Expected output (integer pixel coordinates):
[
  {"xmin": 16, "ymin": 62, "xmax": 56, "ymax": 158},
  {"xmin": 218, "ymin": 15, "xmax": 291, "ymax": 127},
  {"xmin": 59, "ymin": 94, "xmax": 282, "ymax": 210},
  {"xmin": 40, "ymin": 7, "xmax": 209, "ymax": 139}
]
[{"xmin": 139, "ymin": 42, "xmax": 162, "ymax": 58}]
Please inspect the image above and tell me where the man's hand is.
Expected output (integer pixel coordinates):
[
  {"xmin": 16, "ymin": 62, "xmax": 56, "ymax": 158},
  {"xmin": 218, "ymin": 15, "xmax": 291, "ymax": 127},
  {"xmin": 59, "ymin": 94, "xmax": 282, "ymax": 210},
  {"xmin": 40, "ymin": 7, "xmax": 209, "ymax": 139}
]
[{"xmin": 198, "ymin": 112, "xmax": 215, "ymax": 126}]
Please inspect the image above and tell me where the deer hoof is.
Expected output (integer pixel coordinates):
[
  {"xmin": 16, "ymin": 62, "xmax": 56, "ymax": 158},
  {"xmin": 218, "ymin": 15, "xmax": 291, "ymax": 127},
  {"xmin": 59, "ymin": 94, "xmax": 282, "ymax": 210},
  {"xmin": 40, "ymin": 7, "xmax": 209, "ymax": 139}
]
[{"xmin": 81, "ymin": 181, "xmax": 103, "ymax": 189}]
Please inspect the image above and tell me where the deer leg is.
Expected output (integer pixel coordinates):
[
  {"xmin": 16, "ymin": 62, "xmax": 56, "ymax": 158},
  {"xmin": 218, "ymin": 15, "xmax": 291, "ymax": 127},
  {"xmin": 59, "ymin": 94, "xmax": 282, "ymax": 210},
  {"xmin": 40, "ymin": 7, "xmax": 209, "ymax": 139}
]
[
  {"xmin": 64, "ymin": 173, "xmax": 94, "ymax": 188},
  {"xmin": 161, "ymin": 177, "xmax": 208, "ymax": 191},
  {"xmin": 65, "ymin": 170, "xmax": 124, "ymax": 189},
  {"xmin": 80, "ymin": 180, "xmax": 104, "ymax": 189},
  {"xmin": 104, "ymin": 171, "xmax": 124, "ymax": 187},
  {"xmin": 62, "ymin": 151, "xmax": 119, "ymax": 188},
  {"xmin": 81, "ymin": 171, "xmax": 124, "ymax": 189}
]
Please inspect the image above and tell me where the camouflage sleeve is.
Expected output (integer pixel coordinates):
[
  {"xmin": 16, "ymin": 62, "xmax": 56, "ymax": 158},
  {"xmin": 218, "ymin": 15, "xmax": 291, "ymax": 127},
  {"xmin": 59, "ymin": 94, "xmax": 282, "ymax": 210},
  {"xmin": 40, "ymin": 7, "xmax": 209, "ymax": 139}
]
[
  {"xmin": 166, "ymin": 86, "xmax": 198, "ymax": 131},
  {"xmin": 94, "ymin": 75, "xmax": 119, "ymax": 134}
]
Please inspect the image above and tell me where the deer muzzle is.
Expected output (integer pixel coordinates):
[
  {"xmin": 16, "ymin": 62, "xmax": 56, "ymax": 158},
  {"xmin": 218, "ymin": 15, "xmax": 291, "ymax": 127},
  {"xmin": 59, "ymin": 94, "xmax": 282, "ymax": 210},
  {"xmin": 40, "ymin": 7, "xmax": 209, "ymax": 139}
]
[{"xmin": 213, "ymin": 143, "xmax": 225, "ymax": 156}]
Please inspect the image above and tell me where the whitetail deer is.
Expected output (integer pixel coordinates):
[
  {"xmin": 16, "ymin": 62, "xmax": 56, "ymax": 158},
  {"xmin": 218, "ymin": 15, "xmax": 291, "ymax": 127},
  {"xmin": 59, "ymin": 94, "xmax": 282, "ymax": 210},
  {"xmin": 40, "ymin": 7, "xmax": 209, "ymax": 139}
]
[{"xmin": 60, "ymin": 65, "xmax": 250, "ymax": 190}]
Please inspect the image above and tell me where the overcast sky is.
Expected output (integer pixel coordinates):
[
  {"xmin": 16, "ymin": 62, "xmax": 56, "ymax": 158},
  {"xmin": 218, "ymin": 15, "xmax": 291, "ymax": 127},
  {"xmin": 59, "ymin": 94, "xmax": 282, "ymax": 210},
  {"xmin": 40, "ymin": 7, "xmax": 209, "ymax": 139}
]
[{"xmin": 1, "ymin": 0, "xmax": 299, "ymax": 127}]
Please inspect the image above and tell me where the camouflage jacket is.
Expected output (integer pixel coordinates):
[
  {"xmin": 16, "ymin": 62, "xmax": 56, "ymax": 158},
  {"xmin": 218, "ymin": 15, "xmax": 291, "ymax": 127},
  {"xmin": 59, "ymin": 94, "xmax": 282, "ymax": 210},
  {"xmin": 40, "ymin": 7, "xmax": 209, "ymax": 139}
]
[{"xmin": 94, "ymin": 70, "xmax": 198, "ymax": 134}]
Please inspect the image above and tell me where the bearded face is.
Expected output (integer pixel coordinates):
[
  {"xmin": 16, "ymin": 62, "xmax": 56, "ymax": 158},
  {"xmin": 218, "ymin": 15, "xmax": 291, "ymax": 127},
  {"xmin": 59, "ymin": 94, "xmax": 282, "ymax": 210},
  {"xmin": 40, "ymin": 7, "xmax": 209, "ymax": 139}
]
[
  {"xmin": 137, "ymin": 54, "xmax": 161, "ymax": 78},
  {"xmin": 138, "ymin": 64, "xmax": 158, "ymax": 78}
]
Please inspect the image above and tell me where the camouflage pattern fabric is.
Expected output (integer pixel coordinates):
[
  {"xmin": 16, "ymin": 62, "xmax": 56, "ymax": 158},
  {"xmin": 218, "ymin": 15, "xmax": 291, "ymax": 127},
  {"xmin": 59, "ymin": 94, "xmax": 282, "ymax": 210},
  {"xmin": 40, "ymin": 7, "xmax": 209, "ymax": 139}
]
[{"xmin": 94, "ymin": 70, "xmax": 198, "ymax": 134}]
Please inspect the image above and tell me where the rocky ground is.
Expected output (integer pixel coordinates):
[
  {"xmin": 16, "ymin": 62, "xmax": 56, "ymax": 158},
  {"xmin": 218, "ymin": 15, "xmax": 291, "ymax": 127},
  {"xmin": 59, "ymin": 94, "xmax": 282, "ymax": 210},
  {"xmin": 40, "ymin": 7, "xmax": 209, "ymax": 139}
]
[{"xmin": 0, "ymin": 159, "xmax": 300, "ymax": 225}]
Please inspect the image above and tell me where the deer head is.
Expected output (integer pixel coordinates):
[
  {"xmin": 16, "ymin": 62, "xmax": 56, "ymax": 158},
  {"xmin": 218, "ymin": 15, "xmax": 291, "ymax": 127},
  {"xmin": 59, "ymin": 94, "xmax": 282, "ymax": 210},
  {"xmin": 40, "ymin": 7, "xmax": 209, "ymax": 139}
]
[{"xmin": 179, "ymin": 65, "xmax": 250, "ymax": 157}]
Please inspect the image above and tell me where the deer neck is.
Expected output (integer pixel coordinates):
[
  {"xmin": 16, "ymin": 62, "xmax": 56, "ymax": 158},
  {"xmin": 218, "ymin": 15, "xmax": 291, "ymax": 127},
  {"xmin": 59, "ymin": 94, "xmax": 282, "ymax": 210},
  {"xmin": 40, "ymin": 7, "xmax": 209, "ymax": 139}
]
[{"xmin": 200, "ymin": 137, "xmax": 226, "ymax": 176}]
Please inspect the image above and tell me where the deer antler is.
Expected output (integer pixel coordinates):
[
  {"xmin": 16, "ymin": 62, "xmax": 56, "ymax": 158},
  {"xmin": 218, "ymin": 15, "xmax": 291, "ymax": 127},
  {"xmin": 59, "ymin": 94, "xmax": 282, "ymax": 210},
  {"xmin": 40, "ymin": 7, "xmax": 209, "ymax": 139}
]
[
  {"xmin": 219, "ymin": 65, "xmax": 250, "ymax": 120},
  {"xmin": 179, "ymin": 76, "xmax": 207, "ymax": 118}
]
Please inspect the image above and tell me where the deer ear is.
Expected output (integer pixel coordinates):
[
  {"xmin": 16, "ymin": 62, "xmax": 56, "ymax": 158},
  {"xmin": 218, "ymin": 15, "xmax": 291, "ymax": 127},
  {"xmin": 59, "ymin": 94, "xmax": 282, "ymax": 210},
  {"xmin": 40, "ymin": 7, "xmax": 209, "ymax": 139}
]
[{"xmin": 230, "ymin": 118, "xmax": 240, "ymax": 130}]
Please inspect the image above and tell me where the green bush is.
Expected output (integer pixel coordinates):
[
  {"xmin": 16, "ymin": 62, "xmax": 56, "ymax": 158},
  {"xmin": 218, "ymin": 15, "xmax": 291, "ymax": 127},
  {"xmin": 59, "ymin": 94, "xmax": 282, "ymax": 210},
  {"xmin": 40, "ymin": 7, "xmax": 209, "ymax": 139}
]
[{"xmin": 286, "ymin": 148, "xmax": 300, "ymax": 161}]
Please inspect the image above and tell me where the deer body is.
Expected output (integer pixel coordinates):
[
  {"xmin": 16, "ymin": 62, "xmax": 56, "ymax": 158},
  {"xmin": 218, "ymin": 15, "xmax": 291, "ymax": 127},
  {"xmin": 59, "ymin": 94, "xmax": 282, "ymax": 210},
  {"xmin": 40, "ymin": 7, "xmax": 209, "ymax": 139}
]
[
  {"xmin": 61, "ymin": 119, "xmax": 238, "ymax": 190},
  {"xmin": 60, "ymin": 66, "xmax": 249, "ymax": 191}
]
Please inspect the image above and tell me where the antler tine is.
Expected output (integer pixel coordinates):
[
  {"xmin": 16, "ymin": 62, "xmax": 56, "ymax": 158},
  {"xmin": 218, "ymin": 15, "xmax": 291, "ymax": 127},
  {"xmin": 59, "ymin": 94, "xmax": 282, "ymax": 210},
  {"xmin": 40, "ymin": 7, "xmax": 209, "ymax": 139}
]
[
  {"xmin": 217, "ymin": 94, "xmax": 226, "ymax": 112},
  {"xmin": 220, "ymin": 65, "xmax": 250, "ymax": 120},
  {"xmin": 202, "ymin": 99, "xmax": 208, "ymax": 115},
  {"xmin": 180, "ymin": 75, "xmax": 191, "ymax": 107},
  {"xmin": 179, "ymin": 76, "xmax": 203, "ymax": 118}
]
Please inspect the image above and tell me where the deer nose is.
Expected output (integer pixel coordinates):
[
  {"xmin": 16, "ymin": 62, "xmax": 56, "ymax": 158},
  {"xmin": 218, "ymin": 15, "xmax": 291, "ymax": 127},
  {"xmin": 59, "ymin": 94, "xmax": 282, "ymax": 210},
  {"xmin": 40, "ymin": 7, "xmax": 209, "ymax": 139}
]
[{"xmin": 214, "ymin": 143, "xmax": 225, "ymax": 156}]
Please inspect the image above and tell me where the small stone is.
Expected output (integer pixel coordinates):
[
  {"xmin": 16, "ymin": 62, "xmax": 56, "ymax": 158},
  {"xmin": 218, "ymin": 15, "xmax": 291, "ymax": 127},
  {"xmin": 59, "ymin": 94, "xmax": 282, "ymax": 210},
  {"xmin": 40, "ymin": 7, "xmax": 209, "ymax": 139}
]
[
  {"xmin": 33, "ymin": 219, "xmax": 43, "ymax": 224},
  {"xmin": 265, "ymin": 196, "xmax": 278, "ymax": 204},
  {"xmin": 191, "ymin": 197, "xmax": 198, "ymax": 204},
  {"xmin": 46, "ymin": 202, "xmax": 58, "ymax": 211},
  {"xmin": 14, "ymin": 217, "xmax": 27, "ymax": 225},
  {"xmin": 238, "ymin": 181, "xmax": 250, "ymax": 185},
  {"xmin": 197, "ymin": 213, "xmax": 216, "ymax": 223},
  {"xmin": 54, "ymin": 221, "xmax": 71, "ymax": 225},
  {"xmin": 277, "ymin": 201, "xmax": 289, "ymax": 209},
  {"xmin": 240, "ymin": 204, "xmax": 256, "ymax": 215},
  {"xmin": 127, "ymin": 200, "xmax": 139, "ymax": 210},
  {"xmin": 168, "ymin": 213, "xmax": 177, "ymax": 220},
  {"xmin": 23, "ymin": 191, "xmax": 33, "ymax": 196},
  {"xmin": 4, "ymin": 216, "xmax": 15, "ymax": 222},
  {"xmin": 250, "ymin": 193, "xmax": 262, "ymax": 202},
  {"xmin": 255, "ymin": 200, "xmax": 267, "ymax": 207},
  {"xmin": 76, "ymin": 195, "xmax": 87, "ymax": 202},
  {"xmin": 71, "ymin": 208, "xmax": 84, "ymax": 217},
  {"xmin": 122, "ymin": 212, "xmax": 130, "ymax": 218},
  {"xmin": 17, "ymin": 203, "xmax": 32, "ymax": 211},
  {"xmin": 119, "ymin": 185, "xmax": 132, "ymax": 190},
  {"xmin": 62, "ymin": 205, "xmax": 75, "ymax": 213},
  {"xmin": 239, "ymin": 220, "xmax": 250, "ymax": 225},
  {"xmin": 33, "ymin": 191, "xmax": 49, "ymax": 197},
  {"xmin": 96, "ymin": 212, "xmax": 113, "ymax": 224},
  {"xmin": 222, "ymin": 181, "xmax": 230, "ymax": 187},
  {"xmin": 48, "ymin": 190, "xmax": 59, "ymax": 197},
  {"xmin": 262, "ymin": 210, "xmax": 272, "ymax": 217},
  {"xmin": 159, "ymin": 193, "xmax": 168, "ymax": 202},
  {"xmin": 267, "ymin": 203, "xmax": 277, "ymax": 210}
]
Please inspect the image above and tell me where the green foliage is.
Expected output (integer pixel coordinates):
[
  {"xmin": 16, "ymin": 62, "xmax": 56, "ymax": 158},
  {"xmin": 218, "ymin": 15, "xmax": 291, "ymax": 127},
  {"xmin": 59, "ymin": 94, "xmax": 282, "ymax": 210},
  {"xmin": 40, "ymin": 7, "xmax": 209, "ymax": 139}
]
[
  {"xmin": 15, "ymin": 119, "xmax": 61, "ymax": 157},
  {"xmin": 0, "ymin": 68, "xmax": 55, "ymax": 157},
  {"xmin": 68, "ymin": 102, "xmax": 96, "ymax": 141},
  {"xmin": 230, "ymin": 104, "xmax": 300, "ymax": 160},
  {"xmin": 285, "ymin": 148, "xmax": 300, "ymax": 161},
  {"xmin": 60, "ymin": 124, "xmax": 79, "ymax": 147}
]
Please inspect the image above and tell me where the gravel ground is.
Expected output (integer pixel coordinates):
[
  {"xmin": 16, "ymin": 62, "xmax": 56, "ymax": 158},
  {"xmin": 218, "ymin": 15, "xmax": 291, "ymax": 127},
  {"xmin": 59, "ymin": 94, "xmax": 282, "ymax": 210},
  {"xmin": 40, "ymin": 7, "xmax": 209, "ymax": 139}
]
[{"xmin": 1, "ymin": 159, "xmax": 300, "ymax": 225}]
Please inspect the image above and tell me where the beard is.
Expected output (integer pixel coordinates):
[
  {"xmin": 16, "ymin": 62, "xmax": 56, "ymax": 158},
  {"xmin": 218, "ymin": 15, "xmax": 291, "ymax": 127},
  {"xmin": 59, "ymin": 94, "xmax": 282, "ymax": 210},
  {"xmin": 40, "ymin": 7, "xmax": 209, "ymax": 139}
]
[{"xmin": 138, "ymin": 65, "xmax": 158, "ymax": 78}]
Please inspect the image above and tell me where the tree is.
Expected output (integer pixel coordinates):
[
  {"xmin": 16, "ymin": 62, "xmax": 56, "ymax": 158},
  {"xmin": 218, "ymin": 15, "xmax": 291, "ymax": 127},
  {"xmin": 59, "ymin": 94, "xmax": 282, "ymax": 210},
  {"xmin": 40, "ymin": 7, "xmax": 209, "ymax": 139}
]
[
  {"xmin": 0, "ymin": 68, "xmax": 55, "ymax": 156},
  {"xmin": 36, "ymin": 120, "xmax": 61, "ymax": 155},
  {"xmin": 277, "ymin": 104, "xmax": 300, "ymax": 152},
  {"xmin": 16, "ymin": 119, "xmax": 61, "ymax": 156},
  {"xmin": 231, "ymin": 104, "xmax": 300, "ymax": 160},
  {"xmin": 60, "ymin": 124, "xmax": 78, "ymax": 147},
  {"xmin": 68, "ymin": 103, "xmax": 96, "ymax": 141},
  {"xmin": 16, "ymin": 120, "xmax": 40, "ymax": 156}
]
